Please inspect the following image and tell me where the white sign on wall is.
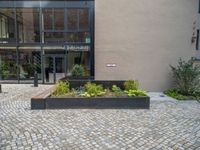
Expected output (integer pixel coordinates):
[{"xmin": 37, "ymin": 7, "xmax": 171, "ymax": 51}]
[{"xmin": 106, "ymin": 63, "xmax": 117, "ymax": 67}]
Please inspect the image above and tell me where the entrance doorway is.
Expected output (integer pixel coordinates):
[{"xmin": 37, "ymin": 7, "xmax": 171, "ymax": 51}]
[{"xmin": 44, "ymin": 55, "xmax": 66, "ymax": 83}]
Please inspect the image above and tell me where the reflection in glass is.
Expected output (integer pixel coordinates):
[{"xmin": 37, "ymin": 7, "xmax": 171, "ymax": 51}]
[
  {"xmin": 0, "ymin": 9, "xmax": 15, "ymax": 43},
  {"xmin": 79, "ymin": 9, "xmax": 89, "ymax": 30},
  {"xmin": 54, "ymin": 9, "xmax": 64, "ymax": 30},
  {"xmin": 44, "ymin": 32, "xmax": 90, "ymax": 43},
  {"xmin": 19, "ymin": 49, "xmax": 41, "ymax": 79},
  {"xmin": 44, "ymin": 56, "xmax": 53, "ymax": 83},
  {"xmin": 66, "ymin": 32, "xmax": 90, "ymax": 43},
  {"xmin": 43, "ymin": 9, "xmax": 53, "ymax": 30},
  {"xmin": 44, "ymin": 32, "xmax": 65, "ymax": 43},
  {"xmin": 68, "ymin": 51, "xmax": 90, "ymax": 76},
  {"xmin": 16, "ymin": 8, "xmax": 40, "ymax": 43},
  {"xmin": 0, "ymin": 49, "xmax": 17, "ymax": 80},
  {"xmin": 67, "ymin": 9, "xmax": 78, "ymax": 30}
]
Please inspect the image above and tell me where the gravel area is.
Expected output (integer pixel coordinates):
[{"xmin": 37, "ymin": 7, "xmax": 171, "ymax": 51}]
[{"xmin": 0, "ymin": 84, "xmax": 200, "ymax": 150}]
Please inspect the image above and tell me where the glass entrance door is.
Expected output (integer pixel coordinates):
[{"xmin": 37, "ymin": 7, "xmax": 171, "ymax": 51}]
[{"xmin": 44, "ymin": 55, "xmax": 66, "ymax": 83}]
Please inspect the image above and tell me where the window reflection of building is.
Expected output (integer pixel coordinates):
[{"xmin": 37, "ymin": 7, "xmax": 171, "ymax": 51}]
[
  {"xmin": 0, "ymin": 49, "xmax": 17, "ymax": 80},
  {"xmin": 19, "ymin": 49, "xmax": 41, "ymax": 80},
  {"xmin": 0, "ymin": 9, "xmax": 15, "ymax": 43},
  {"xmin": 16, "ymin": 8, "xmax": 40, "ymax": 43},
  {"xmin": 68, "ymin": 52, "xmax": 90, "ymax": 76},
  {"xmin": 0, "ymin": 1, "xmax": 94, "ymax": 81}
]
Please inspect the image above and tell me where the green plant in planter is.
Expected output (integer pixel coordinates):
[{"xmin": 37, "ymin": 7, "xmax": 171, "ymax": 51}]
[
  {"xmin": 125, "ymin": 89, "xmax": 147, "ymax": 97},
  {"xmin": 52, "ymin": 80, "xmax": 70, "ymax": 96},
  {"xmin": 81, "ymin": 82, "xmax": 106, "ymax": 97},
  {"xmin": 124, "ymin": 80, "xmax": 139, "ymax": 91},
  {"xmin": 71, "ymin": 64, "xmax": 85, "ymax": 77},
  {"xmin": 70, "ymin": 88, "xmax": 77, "ymax": 97},
  {"xmin": 112, "ymin": 85, "xmax": 124, "ymax": 97}
]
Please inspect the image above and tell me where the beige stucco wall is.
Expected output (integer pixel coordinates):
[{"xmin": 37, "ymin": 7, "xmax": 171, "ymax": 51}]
[{"xmin": 95, "ymin": 0, "xmax": 199, "ymax": 91}]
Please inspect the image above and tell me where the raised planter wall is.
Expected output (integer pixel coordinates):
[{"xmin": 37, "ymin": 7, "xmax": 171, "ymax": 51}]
[
  {"xmin": 32, "ymin": 96, "xmax": 150, "ymax": 109},
  {"xmin": 45, "ymin": 97, "xmax": 150, "ymax": 109},
  {"xmin": 62, "ymin": 79, "xmax": 126, "ymax": 90},
  {"xmin": 31, "ymin": 80, "xmax": 150, "ymax": 110}
]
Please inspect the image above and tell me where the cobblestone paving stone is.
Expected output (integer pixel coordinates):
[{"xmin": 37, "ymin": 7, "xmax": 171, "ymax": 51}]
[{"xmin": 0, "ymin": 85, "xmax": 200, "ymax": 150}]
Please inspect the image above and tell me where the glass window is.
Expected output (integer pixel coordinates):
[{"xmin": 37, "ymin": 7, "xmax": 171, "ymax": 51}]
[
  {"xmin": 54, "ymin": 9, "xmax": 64, "ymax": 30},
  {"xmin": 16, "ymin": 8, "xmax": 40, "ymax": 43},
  {"xmin": 66, "ymin": 32, "xmax": 90, "ymax": 43},
  {"xmin": 19, "ymin": 49, "xmax": 41, "ymax": 80},
  {"xmin": 79, "ymin": 9, "xmax": 89, "ymax": 30},
  {"xmin": 0, "ymin": 49, "xmax": 17, "ymax": 80},
  {"xmin": 43, "ymin": 9, "xmax": 53, "ymax": 30},
  {"xmin": 67, "ymin": 9, "xmax": 78, "ymax": 30},
  {"xmin": 0, "ymin": 9, "xmax": 15, "ymax": 43},
  {"xmin": 67, "ymin": 51, "xmax": 91, "ymax": 76},
  {"xmin": 44, "ymin": 32, "xmax": 65, "ymax": 43}
]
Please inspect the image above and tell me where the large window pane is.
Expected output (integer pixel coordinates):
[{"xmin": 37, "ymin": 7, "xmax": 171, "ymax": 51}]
[
  {"xmin": 43, "ymin": 9, "xmax": 53, "ymax": 30},
  {"xmin": 79, "ymin": 9, "xmax": 89, "ymax": 30},
  {"xmin": 67, "ymin": 51, "xmax": 91, "ymax": 76},
  {"xmin": 19, "ymin": 49, "xmax": 41, "ymax": 80},
  {"xmin": 66, "ymin": 32, "xmax": 90, "ymax": 43},
  {"xmin": 0, "ymin": 9, "xmax": 15, "ymax": 43},
  {"xmin": 54, "ymin": 9, "xmax": 64, "ymax": 30},
  {"xmin": 0, "ymin": 49, "xmax": 17, "ymax": 80},
  {"xmin": 16, "ymin": 8, "xmax": 40, "ymax": 43},
  {"xmin": 44, "ymin": 32, "xmax": 64, "ymax": 43},
  {"xmin": 67, "ymin": 9, "xmax": 78, "ymax": 30}
]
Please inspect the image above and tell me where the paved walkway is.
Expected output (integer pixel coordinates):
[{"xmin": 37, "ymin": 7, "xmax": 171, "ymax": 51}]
[{"xmin": 0, "ymin": 84, "xmax": 200, "ymax": 150}]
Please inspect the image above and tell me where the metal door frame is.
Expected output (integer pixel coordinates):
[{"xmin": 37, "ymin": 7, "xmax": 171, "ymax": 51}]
[{"xmin": 43, "ymin": 54, "xmax": 67, "ymax": 84}]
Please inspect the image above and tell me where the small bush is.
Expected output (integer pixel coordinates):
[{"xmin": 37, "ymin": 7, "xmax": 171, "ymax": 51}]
[
  {"xmin": 52, "ymin": 80, "xmax": 70, "ymax": 96},
  {"xmin": 112, "ymin": 85, "xmax": 124, "ymax": 97},
  {"xmin": 170, "ymin": 59, "xmax": 200, "ymax": 95},
  {"xmin": 70, "ymin": 88, "xmax": 77, "ymax": 97},
  {"xmin": 125, "ymin": 89, "xmax": 147, "ymax": 97},
  {"xmin": 124, "ymin": 80, "xmax": 139, "ymax": 91},
  {"xmin": 81, "ymin": 82, "xmax": 106, "ymax": 97},
  {"xmin": 164, "ymin": 89, "xmax": 188, "ymax": 100},
  {"xmin": 71, "ymin": 64, "xmax": 85, "ymax": 77},
  {"xmin": 112, "ymin": 85, "xmax": 121, "ymax": 92}
]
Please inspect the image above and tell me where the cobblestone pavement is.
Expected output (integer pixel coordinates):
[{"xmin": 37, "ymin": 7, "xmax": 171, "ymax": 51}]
[{"xmin": 0, "ymin": 85, "xmax": 200, "ymax": 150}]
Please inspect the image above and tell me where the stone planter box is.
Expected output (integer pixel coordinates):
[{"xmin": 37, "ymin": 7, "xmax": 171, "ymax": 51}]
[
  {"xmin": 31, "ymin": 93, "xmax": 150, "ymax": 109},
  {"xmin": 31, "ymin": 81, "xmax": 150, "ymax": 109},
  {"xmin": 45, "ymin": 97, "xmax": 150, "ymax": 109},
  {"xmin": 60, "ymin": 79, "xmax": 126, "ymax": 90}
]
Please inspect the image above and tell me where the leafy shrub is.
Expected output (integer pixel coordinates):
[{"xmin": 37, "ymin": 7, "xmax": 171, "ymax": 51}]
[
  {"xmin": 125, "ymin": 89, "xmax": 147, "ymax": 97},
  {"xmin": 112, "ymin": 85, "xmax": 120, "ymax": 92},
  {"xmin": 164, "ymin": 89, "xmax": 188, "ymax": 100},
  {"xmin": 71, "ymin": 64, "xmax": 85, "ymax": 77},
  {"xmin": 170, "ymin": 59, "xmax": 200, "ymax": 95},
  {"xmin": 112, "ymin": 85, "xmax": 124, "ymax": 97},
  {"xmin": 0, "ymin": 63, "xmax": 9, "ymax": 79},
  {"xmin": 81, "ymin": 82, "xmax": 106, "ymax": 97},
  {"xmin": 70, "ymin": 88, "xmax": 77, "ymax": 97},
  {"xmin": 124, "ymin": 80, "xmax": 139, "ymax": 91},
  {"xmin": 52, "ymin": 80, "xmax": 70, "ymax": 96}
]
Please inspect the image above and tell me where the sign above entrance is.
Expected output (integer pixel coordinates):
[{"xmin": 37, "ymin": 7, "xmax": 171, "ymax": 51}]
[{"xmin": 66, "ymin": 45, "xmax": 90, "ymax": 52}]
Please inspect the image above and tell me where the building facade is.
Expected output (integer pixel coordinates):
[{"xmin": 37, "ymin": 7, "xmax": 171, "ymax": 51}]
[
  {"xmin": 0, "ymin": 0, "xmax": 94, "ymax": 84},
  {"xmin": 0, "ymin": 0, "xmax": 199, "ymax": 91}
]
